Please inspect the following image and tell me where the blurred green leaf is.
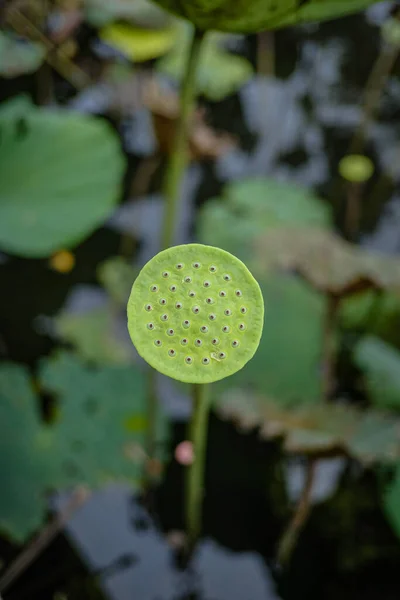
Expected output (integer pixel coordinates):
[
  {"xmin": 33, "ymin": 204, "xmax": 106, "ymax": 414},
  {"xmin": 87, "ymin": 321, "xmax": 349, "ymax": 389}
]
[
  {"xmin": 152, "ymin": 0, "xmax": 381, "ymax": 33},
  {"xmin": 0, "ymin": 33, "xmax": 45, "ymax": 77},
  {"xmin": 0, "ymin": 97, "xmax": 125, "ymax": 257},
  {"xmin": 217, "ymin": 390, "xmax": 400, "ymax": 464},
  {"xmin": 100, "ymin": 22, "xmax": 178, "ymax": 62},
  {"xmin": 354, "ymin": 336, "xmax": 400, "ymax": 410},
  {"xmin": 0, "ymin": 363, "xmax": 55, "ymax": 541},
  {"xmin": 216, "ymin": 275, "xmax": 326, "ymax": 406},
  {"xmin": 198, "ymin": 178, "xmax": 331, "ymax": 264},
  {"xmin": 85, "ymin": 0, "xmax": 171, "ymax": 28},
  {"xmin": 383, "ymin": 464, "xmax": 400, "ymax": 540},
  {"xmin": 55, "ymin": 307, "xmax": 132, "ymax": 366},
  {"xmin": 158, "ymin": 28, "xmax": 252, "ymax": 100},
  {"xmin": 255, "ymin": 228, "xmax": 400, "ymax": 295},
  {"xmin": 39, "ymin": 351, "xmax": 168, "ymax": 487},
  {"xmin": 97, "ymin": 256, "xmax": 138, "ymax": 306}
]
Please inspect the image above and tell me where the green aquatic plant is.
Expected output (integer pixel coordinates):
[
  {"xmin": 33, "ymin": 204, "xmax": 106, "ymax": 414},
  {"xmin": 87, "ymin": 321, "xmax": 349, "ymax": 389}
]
[
  {"xmin": 151, "ymin": 0, "xmax": 382, "ymax": 34},
  {"xmin": 127, "ymin": 243, "xmax": 264, "ymax": 544}
]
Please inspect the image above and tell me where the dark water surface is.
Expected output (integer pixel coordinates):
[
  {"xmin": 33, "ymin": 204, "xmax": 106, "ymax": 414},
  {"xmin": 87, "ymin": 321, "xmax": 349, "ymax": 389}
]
[{"xmin": 2, "ymin": 3, "xmax": 400, "ymax": 599}]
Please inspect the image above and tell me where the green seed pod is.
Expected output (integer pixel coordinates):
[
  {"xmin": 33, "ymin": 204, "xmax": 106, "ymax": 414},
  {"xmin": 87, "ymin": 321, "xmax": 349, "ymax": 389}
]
[
  {"xmin": 127, "ymin": 244, "xmax": 264, "ymax": 384},
  {"xmin": 152, "ymin": 0, "xmax": 381, "ymax": 34}
]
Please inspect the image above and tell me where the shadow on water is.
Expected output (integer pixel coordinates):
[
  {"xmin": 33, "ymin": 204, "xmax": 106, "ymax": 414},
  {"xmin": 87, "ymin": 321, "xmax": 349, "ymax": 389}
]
[{"xmin": 2, "ymin": 5, "xmax": 400, "ymax": 600}]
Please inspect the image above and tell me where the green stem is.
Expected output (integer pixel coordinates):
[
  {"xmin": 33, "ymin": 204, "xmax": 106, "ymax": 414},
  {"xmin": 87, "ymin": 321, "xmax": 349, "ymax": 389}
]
[
  {"xmin": 161, "ymin": 27, "xmax": 205, "ymax": 250},
  {"xmin": 186, "ymin": 383, "xmax": 210, "ymax": 549}
]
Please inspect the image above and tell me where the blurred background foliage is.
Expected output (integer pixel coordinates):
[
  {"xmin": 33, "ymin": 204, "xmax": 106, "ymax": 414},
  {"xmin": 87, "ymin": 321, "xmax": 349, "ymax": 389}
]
[{"xmin": 2, "ymin": 0, "xmax": 400, "ymax": 599}]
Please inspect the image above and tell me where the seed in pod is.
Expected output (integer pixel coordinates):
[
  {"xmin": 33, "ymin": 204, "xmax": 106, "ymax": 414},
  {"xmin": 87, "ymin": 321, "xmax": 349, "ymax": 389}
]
[{"xmin": 127, "ymin": 243, "xmax": 264, "ymax": 384}]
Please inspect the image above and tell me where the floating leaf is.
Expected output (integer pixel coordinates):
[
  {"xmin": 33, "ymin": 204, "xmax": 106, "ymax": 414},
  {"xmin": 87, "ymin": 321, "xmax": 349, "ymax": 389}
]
[
  {"xmin": 0, "ymin": 32, "xmax": 45, "ymax": 77},
  {"xmin": 216, "ymin": 390, "xmax": 400, "ymax": 464},
  {"xmin": 158, "ymin": 28, "xmax": 253, "ymax": 101},
  {"xmin": 216, "ymin": 275, "xmax": 325, "ymax": 406},
  {"xmin": 97, "ymin": 256, "xmax": 139, "ymax": 306},
  {"xmin": 55, "ymin": 307, "xmax": 132, "ymax": 366},
  {"xmin": 255, "ymin": 228, "xmax": 400, "ymax": 296},
  {"xmin": 338, "ymin": 154, "xmax": 374, "ymax": 183},
  {"xmin": 0, "ymin": 97, "xmax": 124, "ymax": 257},
  {"xmin": 354, "ymin": 336, "xmax": 400, "ymax": 410},
  {"xmin": 383, "ymin": 464, "xmax": 400, "ymax": 540},
  {"xmin": 0, "ymin": 363, "xmax": 55, "ymax": 541},
  {"xmin": 99, "ymin": 22, "xmax": 178, "ymax": 62},
  {"xmin": 198, "ymin": 178, "xmax": 331, "ymax": 264},
  {"xmin": 39, "ymin": 351, "xmax": 168, "ymax": 487},
  {"xmin": 85, "ymin": 0, "xmax": 171, "ymax": 28},
  {"xmin": 152, "ymin": 0, "xmax": 381, "ymax": 33}
]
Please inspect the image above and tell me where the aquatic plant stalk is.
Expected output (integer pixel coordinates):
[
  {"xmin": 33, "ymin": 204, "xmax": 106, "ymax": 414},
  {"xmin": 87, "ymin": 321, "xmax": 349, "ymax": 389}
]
[
  {"xmin": 161, "ymin": 27, "xmax": 205, "ymax": 249},
  {"xmin": 186, "ymin": 383, "xmax": 211, "ymax": 547}
]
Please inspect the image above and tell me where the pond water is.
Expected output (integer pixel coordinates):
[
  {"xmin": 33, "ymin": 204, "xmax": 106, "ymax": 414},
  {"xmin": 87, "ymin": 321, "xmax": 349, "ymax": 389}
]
[{"xmin": 2, "ymin": 3, "xmax": 400, "ymax": 599}]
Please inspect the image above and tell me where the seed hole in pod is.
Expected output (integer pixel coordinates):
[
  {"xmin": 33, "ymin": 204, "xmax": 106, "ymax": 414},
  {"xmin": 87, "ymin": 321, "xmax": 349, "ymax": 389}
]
[
  {"xmin": 212, "ymin": 338, "xmax": 219, "ymax": 345},
  {"xmin": 219, "ymin": 291, "xmax": 226, "ymax": 297},
  {"xmin": 145, "ymin": 304, "xmax": 153, "ymax": 311},
  {"xmin": 193, "ymin": 262, "xmax": 201, "ymax": 269},
  {"xmin": 167, "ymin": 328, "xmax": 174, "ymax": 336},
  {"xmin": 232, "ymin": 340, "xmax": 239, "ymax": 348},
  {"xmin": 181, "ymin": 338, "xmax": 188, "ymax": 345},
  {"xmin": 176, "ymin": 263, "xmax": 184, "ymax": 270},
  {"xmin": 209, "ymin": 313, "xmax": 216, "ymax": 321},
  {"xmin": 185, "ymin": 356, "xmax": 193, "ymax": 364},
  {"xmin": 170, "ymin": 284, "xmax": 177, "ymax": 292},
  {"xmin": 240, "ymin": 306, "xmax": 247, "ymax": 314},
  {"xmin": 200, "ymin": 325, "xmax": 208, "ymax": 333},
  {"xmin": 168, "ymin": 349, "xmax": 176, "ymax": 357},
  {"xmin": 195, "ymin": 339, "xmax": 202, "ymax": 347},
  {"xmin": 183, "ymin": 320, "xmax": 190, "ymax": 328},
  {"xmin": 184, "ymin": 276, "xmax": 192, "ymax": 283},
  {"xmin": 147, "ymin": 323, "xmax": 154, "ymax": 330},
  {"xmin": 223, "ymin": 274, "xmax": 231, "ymax": 281},
  {"xmin": 154, "ymin": 339, "xmax": 162, "ymax": 347},
  {"xmin": 188, "ymin": 291, "xmax": 196, "ymax": 298},
  {"xmin": 202, "ymin": 357, "xmax": 210, "ymax": 365},
  {"xmin": 160, "ymin": 314, "xmax": 168, "ymax": 321},
  {"xmin": 239, "ymin": 323, "xmax": 246, "ymax": 331},
  {"xmin": 218, "ymin": 352, "xmax": 226, "ymax": 360},
  {"xmin": 203, "ymin": 281, "xmax": 211, "ymax": 288},
  {"xmin": 162, "ymin": 271, "xmax": 169, "ymax": 278},
  {"xmin": 224, "ymin": 309, "xmax": 232, "ymax": 316},
  {"xmin": 159, "ymin": 298, "xmax": 167, "ymax": 305},
  {"xmin": 206, "ymin": 297, "xmax": 214, "ymax": 304},
  {"xmin": 222, "ymin": 325, "xmax": 230, "ymax": 333},
  {"xmin": 150, "ymin": 285, "xmax": 158, "ymax": 292},
  {"xmin": 209, "ymin": 265, "xmax": 217, "ymax": 273},
  {"xmin": 192, "ymin": 306, "xmax": 200, "ymax": 314},
  {"xmin": 175, "ymin": 302, "xmax": 183, "ymax": 309},
  {"xmin": 235, "ymin": 290, "xmax": 242, "ymax": 297}
]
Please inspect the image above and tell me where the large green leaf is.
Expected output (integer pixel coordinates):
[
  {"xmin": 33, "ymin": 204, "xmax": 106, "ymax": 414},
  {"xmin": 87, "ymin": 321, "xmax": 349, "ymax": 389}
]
[
  {"xmin": 0, "ymin": 97, "xmax": 125, "ymax": 257},
  {"xmin": 0, "ymin": 33, "xmax": 45, "ymax": 77},
  {"xmin": 197, "ymin": 177, "xmax": 331, "ymax": 265},
  {"xmin": 0, "ymin": 364, "xmax": 55, "ymax": 542},
  {"xmin": 354, "ymin": 336, "xmax": 400, "ymax": 411},
  {"xmin": 215, "ymin": 275, "xmax": 325, "ymax": 406},
  {"xmin": 157, "ymin": 28, "xmax": 253, "ymax": 100},
  {"xmin": 217, "ymin": 390, "xmax": 400, "ymax": 464},
  {"xmin": 39, "ymin": 352, "xmax": 168, "ymax": 487},
  {"xmin": 151, "ymin": 0, "xmax": 380, "ymax": 33},
  {"xmin": 54, "ymin": 306, "xmax": 132, "ymax": 366}
]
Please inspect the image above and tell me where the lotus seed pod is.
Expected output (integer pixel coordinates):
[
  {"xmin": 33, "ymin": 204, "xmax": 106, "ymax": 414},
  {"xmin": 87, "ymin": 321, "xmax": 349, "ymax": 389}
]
[
  {"xmin": 127, "ymin": 244, "xmax": 264, "ymax": 384},
  {"xmin": 151, "ymin": 0, "xmax": 382, "ymax": 34},
  {"xmin": 339, "ymin": 154, "xmax": 374, "ymax": 183}
]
